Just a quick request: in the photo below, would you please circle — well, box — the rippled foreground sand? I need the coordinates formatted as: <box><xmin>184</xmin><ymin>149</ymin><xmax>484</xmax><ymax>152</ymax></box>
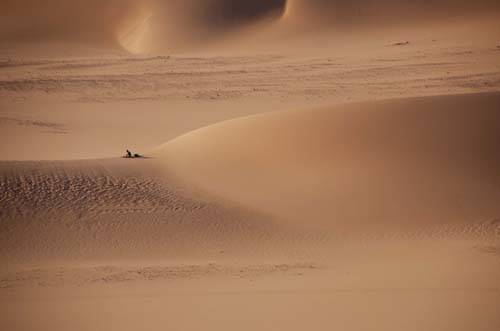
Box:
<box><xmin>1</xmin><ymin>1</ymin><xmax>500</xmax><ymax>330</ymax></box>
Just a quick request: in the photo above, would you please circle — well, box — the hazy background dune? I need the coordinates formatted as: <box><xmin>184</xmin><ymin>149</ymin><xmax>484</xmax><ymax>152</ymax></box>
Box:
<box><xmin>2</xmin><ymin>0</ymin><xmax>499</xmax><ymax>52</ymax></box>
<box><xmin>284</xmin><ymin>0</ymin><xmax>500</xmax><ymax>24</ymax></box>
<box><xmin>0</xmin><ymin>0</ymin><xmax>144</xmax><ymax>45</ymax></box>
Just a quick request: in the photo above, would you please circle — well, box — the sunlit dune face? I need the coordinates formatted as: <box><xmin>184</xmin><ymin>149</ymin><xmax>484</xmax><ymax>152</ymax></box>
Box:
<box><xmin>116</xmin><ymin>4</ymin><xmax>154</xmax><ymax>53</ymax></box>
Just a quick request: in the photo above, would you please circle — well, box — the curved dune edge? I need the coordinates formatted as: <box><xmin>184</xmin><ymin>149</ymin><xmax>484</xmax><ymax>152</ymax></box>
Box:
<box><xmin>3</xmin><ymin>94</ymin><xmax>499</xmax><ymax>265</ymax></box>
<box><xmin>1</xmin><ymin>96</ymin><xmax>500</xmax><ymax>331</ymax></box>
<box><xmin>157</xmin><ymin>92</ymin><xmax>500</xmax><ymax>237</ymax></box>
<box><xmin>2</xmin><ymin>1</ymin><xmax>500</xmax><ymax>53</ymax></box>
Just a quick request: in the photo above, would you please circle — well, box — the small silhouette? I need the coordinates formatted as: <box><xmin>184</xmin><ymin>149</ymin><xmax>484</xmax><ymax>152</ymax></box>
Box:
<box><xmin>124</xmin><ymin>149</ymin><xmax>143</xmax><ymax>159</ymax></box>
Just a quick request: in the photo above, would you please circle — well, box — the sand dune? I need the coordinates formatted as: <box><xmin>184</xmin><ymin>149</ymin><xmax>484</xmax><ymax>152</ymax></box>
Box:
<box><xmin>160</xmin><ymin>92</ymin><xmax>500</xmax><ymax>236</ymax></box>
<box><xmin>0</xmin><ymin>0</ymin><xmax>286</xmax><ymax>52</ymax></box>
<box><xmin>3</xmin><ymin>93</ymin><xmax>499</xmax><ymax>268</ymax></box>
<box><xmin>3</xmin><ymin>0</ymin><xmax>499</xmax><ymax>53</ymax></box>
<box><xmin>1</xmin><ymin>2</ymin><xmax>500</xmax><ymax>330</ymax></box>
<box><xmin>283</xmin><ymin>0</ymin><xmax>500</xmax><ymax>24</ymax></box>
<box><xmin>0</xmin><ymin>159</ymin><xmax>286</xmax><ymax>266</ymax></box>
<box><xmin>0</xmin><ymin>0</ymin><xmax>145</xmax><ymax>45</ymax></box>
<box><xmin>2</xmin><ymin>93</ymin><xmax>500</xmax><ymax>330</ymax></box>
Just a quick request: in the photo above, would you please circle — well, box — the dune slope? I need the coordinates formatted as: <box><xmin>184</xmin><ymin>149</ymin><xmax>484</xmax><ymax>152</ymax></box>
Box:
<box><xmin>0</xmin><ymin>159</ymin><xmax>283</xmax><ymax>265</ymax></box>
<box><xmin>283</xmin><ymin>0</ymin><xmax>500</xmax><ymax>24</ymax></box>
<box><xmin>159</xmin><ymin>92</ymin><xmax>500</xmax><ymax>236</ymax></box>
<box><xmin>3</xmin><ymin>0</ymin><xmax>499</xmax><ymax>52</ymax></box>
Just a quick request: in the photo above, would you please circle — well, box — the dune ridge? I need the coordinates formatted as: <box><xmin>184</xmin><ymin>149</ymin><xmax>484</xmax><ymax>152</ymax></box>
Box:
<box><xmin>3</xmin><ymin>93</ymin><xmax>499</xmax><ymax>267</ymax></box>
<box><xmin>2</xmin><ymin>0</ymin><xmax>499</xmax><ymax>52</ymax></box>
<box><xmin>159</xmin><ymin>92</ymin><xmax>500</xmax><ymax>236</ymax></box>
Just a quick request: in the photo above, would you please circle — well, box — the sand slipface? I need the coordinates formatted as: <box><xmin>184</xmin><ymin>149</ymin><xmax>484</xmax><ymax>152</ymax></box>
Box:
<box><xmin>1</xmin><ymin>1</ymin><xmax>500</xmax><ymax>331</ymax></box>
<box><xmin>3</xmin><ymin>0</ymin><xmax>500</xmax><ymax>52</ymax></box>
<box><xmin>159</xmin><ymin>93</ymin><xmax>500</xmax><ymax>236</ymax></box>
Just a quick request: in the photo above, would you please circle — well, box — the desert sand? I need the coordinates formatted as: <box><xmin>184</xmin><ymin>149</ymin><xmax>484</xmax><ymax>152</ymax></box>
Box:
<box><xmin>1</xmin><ymin>1</ymin><xmax>500</xmax><ymax>331</ymax></box>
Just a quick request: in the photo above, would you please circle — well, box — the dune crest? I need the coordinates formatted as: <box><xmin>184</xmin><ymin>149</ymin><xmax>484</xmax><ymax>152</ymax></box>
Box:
<box><xmin>159</xmin><ymin>93</ymin><xmax>500</xmax><ymax>236</ymax></box>
<box><xmin>3</xmin><ymin>0</ymin><xmax>499</xmax><ymax>52</ymax></box>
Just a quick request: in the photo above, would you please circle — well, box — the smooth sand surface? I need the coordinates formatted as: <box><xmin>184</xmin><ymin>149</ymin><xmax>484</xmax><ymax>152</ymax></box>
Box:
<box><xmin>159</xmin><ymin>93</ymin><xmax>500</xmax><ymax>235</ymax></box>
<box><xmin>1</xmin><ymin>2</ymin><xmax>500</xmax><ymax>331</ymax></box>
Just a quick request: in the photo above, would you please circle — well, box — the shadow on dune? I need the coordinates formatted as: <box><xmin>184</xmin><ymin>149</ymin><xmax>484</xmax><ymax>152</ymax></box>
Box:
<box><xmin>159</xmin><ymin>92</ymin><xmax>500</xmax><ymax>236</ymax></box>
<box><xmin>2</xmin><ymin>0</ymin><xmax>499</xmax><ymax>52</ymax></box>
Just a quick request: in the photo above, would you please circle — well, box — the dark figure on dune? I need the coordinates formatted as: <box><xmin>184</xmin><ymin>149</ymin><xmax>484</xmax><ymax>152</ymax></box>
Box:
<box><xmin>125</xmin><ymin>149</ymin><xmax>143</xmax><ymax>158</ymax></box>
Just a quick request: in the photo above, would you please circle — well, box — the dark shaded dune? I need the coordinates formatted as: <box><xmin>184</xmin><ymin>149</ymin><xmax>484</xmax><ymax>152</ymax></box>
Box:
<box><xmin>166</xmin><ymin>0</ymin><xmax>287</xmax><ymax>26</ymax></box>
<box><xmin>148</xmin><ymin>0</ymin><xmax>286</xmax><ymax>31</ymax></box>
<box><xmin>0</xmin><ymin>0</ymin><xmax>287</xmax><ymax>52</ymax></box>
<box><xmin>144</xmin><ymin>0</ymin><xmax>500</xmax><ymax>51</ymax></box>
<box><xmin>140</xmin><ymin>0</ymin><xmax>287</xmax><ymax>51</ymax></box>
<box><xmin>2</xmin><ymin>0</ymin><xmax>499</xmax><ymax>52</ymax></box>
<box><xmin>213</xmin><ymin>0</ymin><xmax>286</xmax><ymax>23</ymax></box>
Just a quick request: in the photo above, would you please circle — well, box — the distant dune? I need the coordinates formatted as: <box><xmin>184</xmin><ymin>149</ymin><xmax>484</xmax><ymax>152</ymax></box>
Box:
<box><xmin>2</xmin><ymin>0</ymin><xmax>499</xmax><ymax>52</ymax></box>
<box><xmin>0</xmin><ymin>0</ymin><xmax>144</xmax><ymax>45</ymax></box>
<box><xmin>283</xmin><ymin>0</ymin><xmax>500</xmax><ymax>24</ymax></box>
